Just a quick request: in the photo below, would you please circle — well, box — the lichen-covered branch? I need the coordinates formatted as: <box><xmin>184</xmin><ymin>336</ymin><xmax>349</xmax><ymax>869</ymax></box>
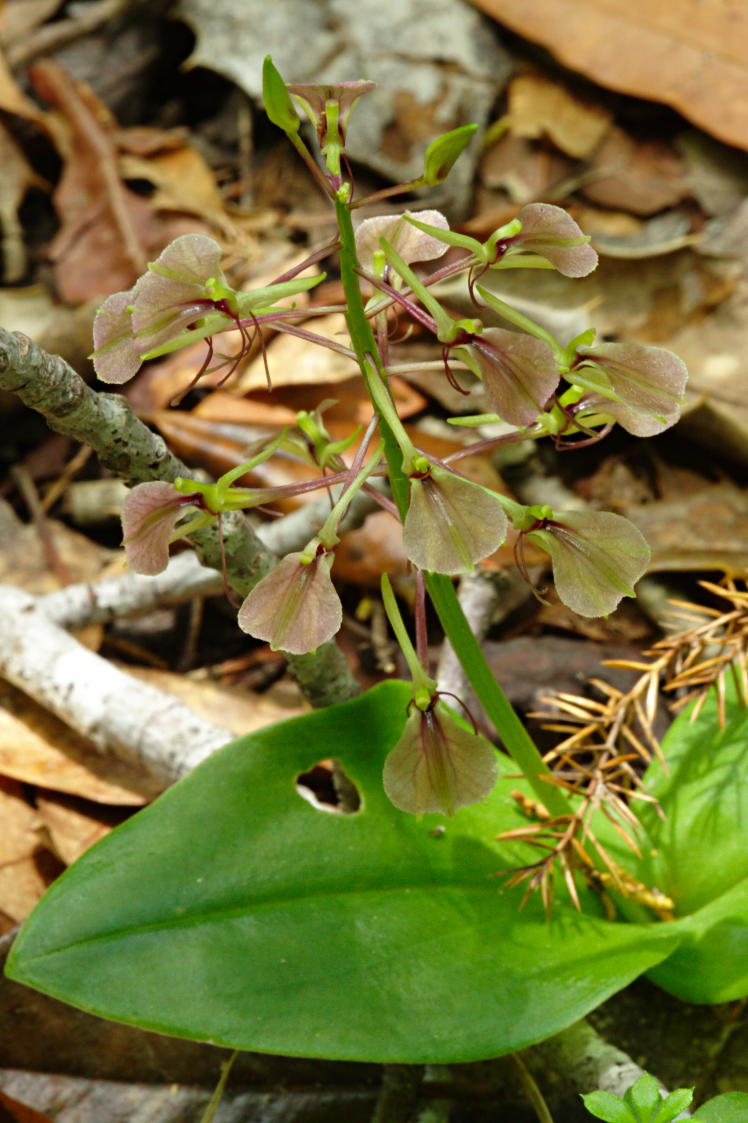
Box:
<box><xmin>0</xmin><ymin>328</ymin><xmax>360</xmax><ymax>705</ymax></box>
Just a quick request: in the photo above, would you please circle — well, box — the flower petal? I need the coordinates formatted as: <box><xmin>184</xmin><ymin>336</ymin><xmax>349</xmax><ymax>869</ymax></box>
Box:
<box><xmin>468</xmin><ymin>328</ymin><xmax>560</xmax><ymax>428</ymax></box>
<box><xmin>91</xmin><ymin>289</ymin><xmax>142</xmax><ymax>384</ymax></box>
<box><xmin>355</xmin><ymin>210</ymin><xmax>450</xmax><ymax>271</ymax></box>
<box><xmin>528</xmin><ymin>510</ymin><xmax>651</xmax><ymax>617</ymax></box>
<box><xmin>237</xmin><ymin>551</ymin><xmax>342</xmax><ymax>654</ymax></box>
<box><xmin>121</xmin><ymin>481</ymin><xmax>187</xmax><ymax>575</ymax></box>
<box><xmin>130</xmin><ymin>234</ymin><xmax>228</xmax><ymax>344</ymax></box>
<box><xmin>403</xmin><ymin>467</ymin><xmax>508</xmax><ymax>575</ymax></box>
<box><xmin>515</xmin><ymin>203</ymin><xmax>598</xmax><ymax>277</ymax></box>
<box><xmin>575</xmin><ymin>341</ymin><xmax>687</xmax><ymax>436</ymax></box>
<box><xmin>383</xmin><ymin>703</ymin><xmax>498</xmax><ymax>816</ymax></box>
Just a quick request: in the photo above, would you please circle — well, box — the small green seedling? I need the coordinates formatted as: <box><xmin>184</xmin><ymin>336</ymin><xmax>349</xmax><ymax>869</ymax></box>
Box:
<box><xmin>583</xmin><ymin>1075</ymin><xmax>748</xmax><ymax>1123</ymax></box>
<box><xmin>582</xmin><ymin>1074</ymin><xmax>693</xmax><ymax>1123</ymax></box>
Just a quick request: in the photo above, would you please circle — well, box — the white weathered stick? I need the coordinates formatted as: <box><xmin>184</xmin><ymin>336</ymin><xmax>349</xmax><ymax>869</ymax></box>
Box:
<box><xmin>0</xmin><ymin>585</ymin><xmax>231</xmax><ymax>791</ymax></box>
<box><xmin>40</xmin><ymin>552</ymin><xmax>223</xmax><ymax>630</ymax></box>
<box><xmin>529</xmin><ymin>1019</ymin><xmax>692</xmax><ymax>1118</ymax></box>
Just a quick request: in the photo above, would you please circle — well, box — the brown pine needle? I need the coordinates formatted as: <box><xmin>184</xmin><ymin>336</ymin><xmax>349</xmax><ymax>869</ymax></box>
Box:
<box><xmin>512</xmin><ymin>574</ymin><xmax>748</xmax><ymax>915</ymax></box>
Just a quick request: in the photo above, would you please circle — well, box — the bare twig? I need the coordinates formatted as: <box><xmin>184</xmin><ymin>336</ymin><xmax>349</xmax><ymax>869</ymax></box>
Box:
<box><xmin>40</xmin><ymin>552</ymin><xmax>222</xmax><ymax>630</ymax></box>
<box><xmin>0</xmin><ymin>585</ymin><xmax>231</xmax><ymax>792</ymax></box>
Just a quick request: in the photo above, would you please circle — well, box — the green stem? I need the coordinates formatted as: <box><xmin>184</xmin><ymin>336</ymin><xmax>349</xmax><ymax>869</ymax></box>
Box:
<box><xmin>475</xmin><ymin>287</ymin><xmax>566</xmax><ymax>365</ymax></box>
<box><xmin>381</xmin><ymin>574</ymin><xmax>435</xmax><ymax>701</ymax></box>
<box><xmin>318</xmin><ymin>446</ymin><xmax>383</xmax><ymax>546</ymax></box>
<box><xmin>335</xmin><ymin>194</ymin><xmax>410</xmax><ymax>509</ymax></box>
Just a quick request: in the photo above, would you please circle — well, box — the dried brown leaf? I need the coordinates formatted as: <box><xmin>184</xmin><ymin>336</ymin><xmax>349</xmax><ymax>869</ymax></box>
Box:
<box><xmin>468</xmin><ymin>0</ymin><xmax>748</xmax><ymax>152</ymax></box>
<box><xmin>506</xmin><ymin>71</ymin><xmax>612</xmax><ymax>158</ymax></box>
<box><xmin>0</xmin><ymin>680</ymin><xmax>148</xmax><ymax>806</ymax></box>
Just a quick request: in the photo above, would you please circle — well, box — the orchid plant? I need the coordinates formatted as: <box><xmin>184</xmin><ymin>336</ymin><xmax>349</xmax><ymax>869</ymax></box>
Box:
<box><xmin>90</xmin><ymin>58</ymin><xmax>687</xmax><ymax>833</ymax></box>
<box><xmin>15</xmin><ymin>61</ymin><xmax>748</xmax><ymax>1087</ymax></box>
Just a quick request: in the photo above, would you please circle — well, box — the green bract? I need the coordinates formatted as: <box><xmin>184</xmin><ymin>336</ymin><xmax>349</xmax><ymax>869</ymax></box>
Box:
<box><xmin>422</xmin><ymin>123</ymin><xmax>478</xmax><ymax>185</ymax></box>
<box><xmin>262</xmin><ymin>55</ymin><xmax>301</xmax><ymax>134</ymax></box>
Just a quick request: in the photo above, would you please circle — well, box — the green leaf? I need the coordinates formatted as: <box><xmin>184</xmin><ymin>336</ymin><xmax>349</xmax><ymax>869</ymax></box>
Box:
<box><xmin>6</xmin><ymin>682</ymin><xmax>679</xmax><ymax>1062</ymax></box>
<box><xmin>653</xmin><ymin>1087</ymin><xmax>694</xmax><ymax>1122</ymax></box>
<box><xmin>636</xmin><ymin>680</ymin><xmax>748</xmax><ymax>914</ymax></box>
<box><xmin>625</xmin><ymin>1074</ymin><xmax>663</xmax><ymax>1118</ymax></box>
<box><xmin>692</xmin><ymin>1092</ymin><xmax>748</xmax><ymax>1121</ymax></box>
<box><xmin>645</xmin><ymin>878</ymin><xmax>748</xmax><ymax>1003</ymax></box>
<box><xmin>638</xmin><ymin>679</ymin><xmax>748</xmax><ymax>1002</ymax></box>
<box><xmin>580</xmin><ymin>1090</ymin><xmax>636</xmax><ymax>1123</ymax></box>
<box><xmin>590</xmin><ymin>673</ymin><xmax>748</xmax><ymax>1004</ymax></box>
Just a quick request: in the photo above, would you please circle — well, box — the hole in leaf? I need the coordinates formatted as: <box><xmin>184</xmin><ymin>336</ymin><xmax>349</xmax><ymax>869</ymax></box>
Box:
<box><xmin>295</xmin><ymin>759</ymin><xmax>361</xmax><ymax>814</ymax></box>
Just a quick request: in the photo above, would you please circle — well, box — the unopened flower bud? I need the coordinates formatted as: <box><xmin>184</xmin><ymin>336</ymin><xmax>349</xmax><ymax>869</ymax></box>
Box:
<box><xmin>422</xmin><ymin>124</ymin><xmax>478</xmax><ymax>186</ymax></box>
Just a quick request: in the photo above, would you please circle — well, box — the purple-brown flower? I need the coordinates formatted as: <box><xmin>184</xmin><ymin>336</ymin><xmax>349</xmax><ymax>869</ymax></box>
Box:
<box><xmin>121</xmin><ymin>481</ymin><xmax>203</xmax><ymax>576</ymax></box>
<box><xmin>523</xmin><ymin>509</ymin><xmax>651</xmax><ymax>617</ymax></box>
<box><xmin>383</xmin><ymin>698</ymin><xmax>498</xmax><ymax>816</ymax></box>
<box><xmin>403</xmin><ymin>465</ymin><xmax>508</xmax><ymax>575</ymax></box>
<box><xmin>458</xmin><ymin>327</ymin><xmax>561</xmax><ymax>428</ymax></box>
<box><xmin>355</xmin><ymin>209</ymin><xmax>450</xmax><ymax>272</ymax></box>
<box><xmin>510</xmin><ymin>203</ymin><xmax>598</xmax><ymax>277</ymax></box>
<box><xmin>286</xmin><ymin>80</ymin><xmax>376</xmax><ymax>140</ymax></box>
<box><xmin>92</xmin><ymin>233</ymin><xmax>323</xmax><ymax>385</ymax></box>
<box><xmin>92</xmin><ymin>234</ymin><xmax>235</xmax><ymax>384</ymax></box>
<box><xmin>572</xmin><ymin>341</ymin><xmax>687</xmax><ymax>437</ymax></box>
<box><xmin>237</xmin><ymin>549</ymin><xmax>342</xmax><ymax>654</ymax></box>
